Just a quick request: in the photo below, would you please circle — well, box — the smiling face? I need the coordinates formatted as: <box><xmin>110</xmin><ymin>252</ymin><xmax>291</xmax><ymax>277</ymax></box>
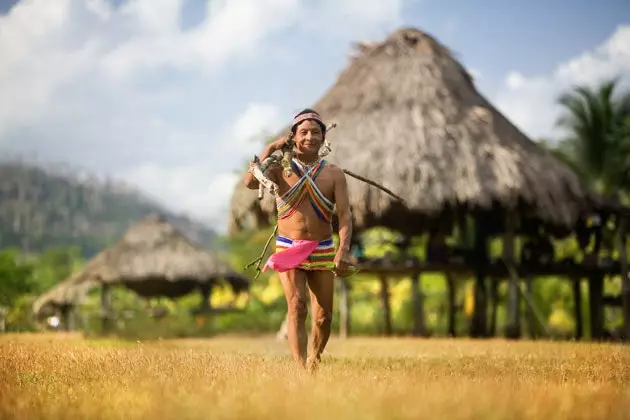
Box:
<box><xmin>294</xmin><ymin>119</ymin><xmax>324</xmax><ymax>156</ymax></box>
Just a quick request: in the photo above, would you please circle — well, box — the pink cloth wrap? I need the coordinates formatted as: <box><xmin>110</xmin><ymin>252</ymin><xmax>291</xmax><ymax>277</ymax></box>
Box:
<box><xmin>262</xmin><ymin>239</ymin><xmax>320</xmax><ymax>273</ymax></box>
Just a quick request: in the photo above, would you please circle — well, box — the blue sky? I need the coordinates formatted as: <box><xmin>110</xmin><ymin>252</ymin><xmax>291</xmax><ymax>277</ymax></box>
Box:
<box><xmin>0</xmin><ymin>0</ymin><xmax>628</xmax><ymax>232</ymax></box>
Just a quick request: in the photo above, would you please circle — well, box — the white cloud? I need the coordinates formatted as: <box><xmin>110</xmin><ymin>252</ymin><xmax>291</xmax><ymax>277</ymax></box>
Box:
<box><xmin>329</xmin><ymin>0</ymin><xmax>404</xmax><ymax>27</ymax></box>
<box><xmin>122</xmin><ymin>102</ymin><xmax>282</xmax><ymax>231</ymax></box>
<box><xmin>0</xmin><ymin>0</ymin><xmax>411</xmax><ymax>233</ymax></box>
<box><xmin>494</xmin><ymin>24</ymin><xmax>630</xmax><ymax>141</ymax></box>
<box><xmin>85</xmin><ymin>0</ymin><xmax>112</xmax><ymax>20</ymax></box>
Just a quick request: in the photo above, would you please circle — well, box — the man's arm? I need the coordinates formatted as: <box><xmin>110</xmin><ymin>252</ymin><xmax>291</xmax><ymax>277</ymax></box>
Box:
<box><xmin>242</xmin><ymin>141</ymin><xmax>283</xmax><ymax>190</ymax></box>
<box><xmin>333</xmin><ymin>166</ymin><xmax>353</xmax><ymax>262</ymax></box>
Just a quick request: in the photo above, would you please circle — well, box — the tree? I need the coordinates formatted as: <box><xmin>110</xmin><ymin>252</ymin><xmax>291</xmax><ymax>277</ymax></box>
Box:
<box><xmin>555</xmin><ymin>78</ymin><xmax>630</xmax><ymax>196</ymax></box>
<box><xmin>0</xmin><ymin>248</ymin><xmax>34</xmax><ymax>308</ymax></box>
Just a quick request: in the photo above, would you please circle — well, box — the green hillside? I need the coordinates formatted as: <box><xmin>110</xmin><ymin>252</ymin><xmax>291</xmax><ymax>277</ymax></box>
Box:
<box><xmin>0</xmin><ymin>160</ymin><xmax>218</xmax><ymax>257</ymax></box>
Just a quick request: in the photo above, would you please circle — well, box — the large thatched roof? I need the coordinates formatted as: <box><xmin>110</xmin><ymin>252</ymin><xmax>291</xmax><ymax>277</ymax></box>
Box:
<box><xmin>229</xmin><ymin>27</ymin><xmax>595</xmax><ymax>236</ymax></box>
<box><xmin>36</xmin><ymin>214</ymin><xmax>250</xmax><ymax>306</ymax></box>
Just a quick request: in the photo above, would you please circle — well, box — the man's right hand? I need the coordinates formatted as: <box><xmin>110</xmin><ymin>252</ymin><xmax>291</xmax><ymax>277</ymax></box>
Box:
<box><xmin>269</xmin><ymin>136</ymin><xmax>289</xmax><ymax>152</ymax></box>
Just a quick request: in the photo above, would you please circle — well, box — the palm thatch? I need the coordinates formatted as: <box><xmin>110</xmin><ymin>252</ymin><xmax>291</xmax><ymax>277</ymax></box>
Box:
<box><xmin>31</xmin><ymin>274</ymin><xmax>98</xmax><ymax>318</ymax></box>
<box><xmin>229</xmin><ymin>27</ymin><xmax>596</xmax><ymax>236</ymax></box>
<box><xmin>36</xmin><ymin>214</ymin><xmax>250</xmax><ymax>306</ymax></box>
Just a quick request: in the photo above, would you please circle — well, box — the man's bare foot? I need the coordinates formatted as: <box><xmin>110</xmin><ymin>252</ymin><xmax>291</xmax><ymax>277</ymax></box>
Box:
<box><xmin>306</xmin><ymin>355</ymin><xmax>320</xmax><ymax>374</ymax></box>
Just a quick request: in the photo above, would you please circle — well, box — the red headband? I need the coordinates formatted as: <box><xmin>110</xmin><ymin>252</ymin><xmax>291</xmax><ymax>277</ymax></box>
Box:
<box><xmin>291</xmin><ymin>112</ymin><xmax>324</xmax><ymax>129</ymax></box>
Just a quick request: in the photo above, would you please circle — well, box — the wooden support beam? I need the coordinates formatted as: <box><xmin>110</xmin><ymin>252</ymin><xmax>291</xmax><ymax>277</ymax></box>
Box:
<box><xmin>504</xmin><ymin>212</ymin><xmax>521</xmax><ymax>339</ymax></box>
<box><xmin>588</xmin><ymin>273</ymin><xmax>605</xmax><ymax>340</ymax></box>
<box><xmin>617</xmin><ymin>216</ymin><xmax>630</xmax><ymax>342</ymax></box>
<box><xmin>489</xmin><ymin>279</ymin><xmax>499</xmax><ymax>337</ymax></box>
<box><xmin>338</xmin><ymin>278</ymin><xmax>351</xmax><ymax>339</ymax></box>
<box><xmin>525</xmin><ymin>276</ymin><xmax>536</xmax><ymax>339</ymax></box>
<box><xmin>572</xmin><ymin>278</ymin><xmax>583</xmax><ymax>340</ymax></box>
<box><xmin>199</xmin><ymin>283</ymin><xmax>213</xmax><ymax>312</ymax></box>
<box><xmin>410</xmin><ymin>273</ymin><xmax>426</xmax><ymax>336</ymax></box>
<box><xmin>0</xmin><ymin>306</ymin><xmax>7</xmax><ymax>333</ymax></box>
<box><xmin>100</xmin><ymin>283</ymin><xmax>113</xmax><ymax>334</ymax></box>
<box><xmin>379</xmin><ymin>275</ymin><xmax>393</xmax><ymax>336</ymax></box>
<box><xmin>470</xmin><ymin>215</ymin><xmax>489</xmax><ymax>338</ymax></box>
<box><xmin>61</xmin><ymin>305</ymin><xmax>76</xmax><ymax>332</ymax></box>
<box><xmin>446</xmin><ymin>274</ymin><xmax>456</xmax><ymax>337</ymax></box>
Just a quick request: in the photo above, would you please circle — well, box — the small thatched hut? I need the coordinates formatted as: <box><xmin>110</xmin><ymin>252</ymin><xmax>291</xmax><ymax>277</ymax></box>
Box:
<box><xmin>32</xmin><ymin>275</ymin><xmax>97</xmax><ymax>317</ymax></box>
<box><xmin>31</xmin><ymin>274</ymin><xmax>98</xmax><ymax>329</ymax></box>
<box><xmin>32</xmin><ymin>214</ymin><xmax>250</xmax><ymax>327</ymax></box>
<box><xmin>68</xmin><ymin>213</ymin><xmax>249</xmax><ymax>297</ymax></box>
<box><xmin>229</xmin><ymin>27</ymin><xmax>595</xmax><ymax>237</ymax></box>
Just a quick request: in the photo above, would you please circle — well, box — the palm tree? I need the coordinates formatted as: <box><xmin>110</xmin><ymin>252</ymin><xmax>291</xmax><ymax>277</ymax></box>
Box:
<box><xmin>555</xmin><ymin>78</ymin><xmax>630</xmax><ymax>196</ymax></box>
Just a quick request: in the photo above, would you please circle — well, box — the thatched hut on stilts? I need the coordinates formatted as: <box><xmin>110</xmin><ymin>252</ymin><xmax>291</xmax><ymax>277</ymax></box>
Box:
<box><xmin>33</xmin><ymin>214</ymin><xmax>250</xmax><ymax>333</ymax></box>
<box><xmin>229</xmin><ymin>27</ymin><xmax>610</xmax><ymax>340</ymax></box>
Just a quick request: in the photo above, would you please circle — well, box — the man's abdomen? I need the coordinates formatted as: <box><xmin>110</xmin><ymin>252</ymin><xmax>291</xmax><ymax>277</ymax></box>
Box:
<box><xmin>277</xmin><ymin>200</ymin><xmax>333</xmax><ymax>241</ymax></box>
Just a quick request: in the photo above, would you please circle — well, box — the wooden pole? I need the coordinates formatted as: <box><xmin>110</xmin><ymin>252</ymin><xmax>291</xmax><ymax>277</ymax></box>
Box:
<box><xmin>62</xmin><ymin>305</ymin><xmax>76</xmax><ymax>332</ymax></box>
<box><xmin>617</xmin><ymin>215</ymin><xmax>630</xmax><ymax>342</ymax></box>
<box><xmin>525</xmin><ymin>276</ymin><xmax>536</xmax><ymax>339</ymax></box>
<box><xmin>446</xmin><ymin>273</ymin><xmax>456</xmax><ymax>337</ymax></box>
<box><xmin>199</xmin><ymin>283</ymin><xmax>213</xmax><ymax>312</ymax></box>
<box><xmin>379</xmin><ymin>275</ymin><xmax>393</xmax><ymax>336</ymax></box>
<box><xmin>504</xmin><ymin>212</ymin><xmax>521</xmax><ymax>339</ymax></box>
<box><xmin>338</xmin><ymin>278</ymin><xmax>351</xmax><ymax>339</ymax></box>
<box><xmin>0</xmin><ymin>306</ymin><xmax>7</xmax><ymax>333</ymax></box>
<box><xmin>470</xmin><ymin>215</ymin><xmax>489</xmax><ymax>337</ymax></box>
<box><xmin>410</xmin><ymin>272</ymin><xmax>426</xmax><ymax>336</ymax></box>
<box><xmin>489</xmin><ymin>279</ymin><xmax>499</xmax><ymax>336</ymax></box>
<box><xmin>572</xmin><ymin>277</ymin><xmax>583</xmax><ymax>340</ymax></box>
<box><xmin>100</xmin><ymin>284</ymin><xmax>113</xmax><ymax>334</ymax></box>
<box><xmin>588</xmin><ymin>273</ymin><xmax>605</xmax><ymax>340</ymax></box>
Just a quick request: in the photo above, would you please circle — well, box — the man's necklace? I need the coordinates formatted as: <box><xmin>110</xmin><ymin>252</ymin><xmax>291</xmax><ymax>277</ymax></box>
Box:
<box><xmin>295</xmin><ymin>157</ymin><xmax>321</xmax><ymax>170</ymax></box>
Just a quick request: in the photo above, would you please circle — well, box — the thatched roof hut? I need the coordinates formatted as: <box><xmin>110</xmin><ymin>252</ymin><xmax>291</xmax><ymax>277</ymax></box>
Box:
<box><xmin>229</xmin><ymin>27</ymin><xmax>596</xmax><ymax>237</ymax></box>
<box><xmin>35</xmin><ymin>214</ymin><xmax>249</xmax><ymax>310</ymax></box>
<box><xmin>31</xmin><ymin>274</ymin><xmax>98</xmax><ymax>318</ymax></box>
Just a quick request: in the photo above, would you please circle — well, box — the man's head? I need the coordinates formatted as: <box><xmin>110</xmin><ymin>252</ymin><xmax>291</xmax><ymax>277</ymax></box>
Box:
<box><xmin>291</xmin><ymin>109</ymin><xmax>326</xmax><ymax>156</ymax></box>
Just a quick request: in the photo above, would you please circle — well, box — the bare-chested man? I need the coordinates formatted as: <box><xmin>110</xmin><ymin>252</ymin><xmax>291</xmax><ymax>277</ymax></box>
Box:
<box><xmin>243</xmin><ymin>108</ymin><xmax>353</xmax><ymax>372</ymax></box>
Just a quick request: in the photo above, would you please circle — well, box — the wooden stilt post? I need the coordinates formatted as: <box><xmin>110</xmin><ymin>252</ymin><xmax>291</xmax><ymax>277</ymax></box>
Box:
<box><xmin>446</xmin><ymin>274</ymin><xmax>456</xmax><ymax>337</ymax></box>
<box><xmin>489</xmin><ymin>279</ymin><xmax>499</xmax><ymax>337</ymax></box>
<box><xmin>339</xmin><ymin>278</ymin><xmax>351</xmax><ymax>339</ymax></box>
<box><xmin>379</xmin><ymin>275</ymin><xmax>393</xmax><ymax>336</ymax></box>
<box><xmin>470</xmin><ymin>214</ymin><xmax>489</xmax><ymax>338</ymax></box>
<box><xmin>0</xmin><ymin>306</ymin><xmax>7</xmax><ymax>333</ymax></box>
<box><xmin>199</xmin><ymin>283</ymin><xmax>213</xmax><ymax>312</ymax></box>
<box><xmin>410</xmin><ymin>272</ymin><xmax>426</xmax><ymax>336</ymax></box>
<box><xmin>62</xmin><ymin>305</ymin><xmax>76</xmax><ymax>332</ymax></box>
<box><xmin>588</xmin><ymin>273</ymin><xmax>605</xmax><ymax>340</ymax></box>
<box><xmin>100</xmin><ymin>284</ymin><xmax>113</xmax><ymax>334</ymax></box>
<box><xmin>504</xmin><ymin>212</ymin><xmax>521</xmax><ymax>339</ymax></box>
<box><xmin>617</xmin><ymin>215</ymin><xmax>629</xmax><ymax>342</ymax></box>
<box><xmin>572</xmin><ymin>277</ymin><xmax>583</xmax><ymax>340</ymax></box>
<box><xmin>525</xmin><ymin>276</ymin><xmax>536</xmax><ymax>339</ymax></box>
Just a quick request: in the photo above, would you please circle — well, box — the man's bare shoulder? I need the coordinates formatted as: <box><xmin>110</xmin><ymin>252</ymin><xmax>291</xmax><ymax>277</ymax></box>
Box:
<box><xmin>324</xmin><ymin>162</ymin><xmax>345</xmax><ymax>178</ymax></box>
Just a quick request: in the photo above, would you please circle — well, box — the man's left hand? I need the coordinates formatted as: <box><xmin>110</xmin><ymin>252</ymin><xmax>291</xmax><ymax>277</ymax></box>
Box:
<box><xmin>333</xmin><ymin>250</ymin><xmax>353</xmax><ymax>277</ymax></box>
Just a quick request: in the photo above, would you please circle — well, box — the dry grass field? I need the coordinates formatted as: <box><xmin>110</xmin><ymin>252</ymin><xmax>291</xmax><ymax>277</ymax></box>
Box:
<box><xmin>1</xmin><ymin>333</ymin><xmax>629</xmax><ymax>420</ymax></box>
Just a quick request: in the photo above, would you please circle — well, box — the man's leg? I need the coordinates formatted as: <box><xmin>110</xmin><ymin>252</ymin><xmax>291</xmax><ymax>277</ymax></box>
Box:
<box><xmin>306</xmin><ymin>270</ymin><xmax>335</xmax><ymax>368</ymax></box>
<box><xmin>279</xmin><ymin>268</ymin><xmax>309</xmax><ymax>366</ymax></box>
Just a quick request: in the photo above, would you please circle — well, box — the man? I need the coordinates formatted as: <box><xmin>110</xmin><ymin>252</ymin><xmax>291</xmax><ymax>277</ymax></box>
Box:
<box><xmin>243</xmin><ymin>108</ymin><xmax>353</xmax><ymax>372</ymax></box>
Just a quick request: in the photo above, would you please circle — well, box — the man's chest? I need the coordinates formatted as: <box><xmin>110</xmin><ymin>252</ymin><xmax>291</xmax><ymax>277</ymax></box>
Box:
<box><xmin>278</xmin><ymin>168</ymin><xmax>335</xmax><ymax>200</ymax></box>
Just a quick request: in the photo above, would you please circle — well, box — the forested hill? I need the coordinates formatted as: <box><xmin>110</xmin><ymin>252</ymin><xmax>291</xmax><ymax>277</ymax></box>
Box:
<box><xmin>0</xmin><ymin>160</ymin><xmax>218</xmax><ymax>257</ymax></box>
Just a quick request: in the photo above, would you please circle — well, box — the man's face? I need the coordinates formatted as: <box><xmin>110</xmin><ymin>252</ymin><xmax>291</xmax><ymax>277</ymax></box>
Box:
<box><xmin>294</xmin><ymin>119</ymin><xmax>324</xmax><ymax>154</ymax></box>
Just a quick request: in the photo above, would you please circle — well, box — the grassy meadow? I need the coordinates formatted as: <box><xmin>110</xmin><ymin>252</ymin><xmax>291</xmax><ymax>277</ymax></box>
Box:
<box><xmin>1</xmin><ymin>333</ymin><xmax>629</xmax><ymax>420</ymax></box>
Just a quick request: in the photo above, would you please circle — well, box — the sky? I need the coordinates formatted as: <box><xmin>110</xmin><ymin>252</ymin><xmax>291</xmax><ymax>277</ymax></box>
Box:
<box><xmin>0</xmin><ymin>0</ymin><xmax>629</xmax><ymax>233</ymax></box>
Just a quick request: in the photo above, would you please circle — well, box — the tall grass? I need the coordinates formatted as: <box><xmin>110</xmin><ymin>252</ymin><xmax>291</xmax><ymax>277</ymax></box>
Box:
<box><xmin>1</xmin><ymin>333</ymin><xmax>628</xmax><ymax>419</ymax></box>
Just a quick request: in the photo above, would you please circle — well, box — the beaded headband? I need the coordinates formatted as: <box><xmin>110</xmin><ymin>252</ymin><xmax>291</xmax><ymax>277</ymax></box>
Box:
<box><xmin>291</xmin><ymin>112</ymin><xmax>326</xmax><ymax>135</ymax></box>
